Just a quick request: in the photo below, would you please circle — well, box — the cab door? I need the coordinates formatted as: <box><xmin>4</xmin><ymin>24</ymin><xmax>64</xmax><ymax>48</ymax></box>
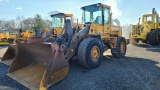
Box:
<box><xmin>103</xmin><ymin>7</ymin><xmax>110</xmax><ymax>34</ymax></box>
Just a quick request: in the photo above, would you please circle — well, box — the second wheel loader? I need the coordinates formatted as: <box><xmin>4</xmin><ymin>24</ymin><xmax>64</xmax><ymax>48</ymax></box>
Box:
<box><xmin>6</xmin><ymin>3</ymin><xmax>127</xmax><ymax>90</ymax></box>
<box><xmin>43</xmin><ymin>13</ymin><xmax>74</xmax><ymax>42</ymax></box>
<box><xmin>130</xmin><ymin>8</ymin><xmax>160</xmax><ymax>46</ymax></box>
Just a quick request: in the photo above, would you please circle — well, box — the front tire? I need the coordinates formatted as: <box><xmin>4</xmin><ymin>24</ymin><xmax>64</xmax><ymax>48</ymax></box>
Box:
<box><xmin>111</xmin><ymin>36</ymin><xmax>127</xmax><ymax>58</ymax></box>
<box><xmin>78</xmin><ymin>38</ymin><xmax>103</xmax><ymax>68</ymax></box>
<box><xmin>148</xmin><ymin>30</ymin><xmax>160</xmax><ymax>46</ymax></box>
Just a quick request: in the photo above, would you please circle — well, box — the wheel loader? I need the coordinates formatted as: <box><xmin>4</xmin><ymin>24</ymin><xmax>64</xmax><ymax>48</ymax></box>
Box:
<box><xmin>0</xmin><ymin>31</ymin><xmax>17</xmax><ymax>45</ymax></box>
<box><xmin>4</xmin><ymin>3</ymin><xmax>127</xmax><ymax>90</ymax></box>
<box><xmin>43</xmin><ymin>12</ymin><xmax>81</xmax><ymax>42</ymax></box>
<box><xmin>42</xmin><ymin>13</ymin><xmax>73</xmax><ymax>42</ymax></box>
<box><xmin>130</xmin><ymin>8</ymin><xmax>160</xmax><ymax>45</ymax></box>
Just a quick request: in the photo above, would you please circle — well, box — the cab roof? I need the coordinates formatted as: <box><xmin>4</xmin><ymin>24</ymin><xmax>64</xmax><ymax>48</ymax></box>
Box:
<box><xmin>81</xmin><ymin>3</ymin><xmax>111</xmax><ymax>10</ymax></box>
<box><xmin>50</xmin><ymin>13</ymin><xmax>73</xmax><ymax>17</ymax></box>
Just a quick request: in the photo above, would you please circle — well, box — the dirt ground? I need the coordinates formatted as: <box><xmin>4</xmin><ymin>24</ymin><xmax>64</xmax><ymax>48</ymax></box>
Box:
<box><xmin>0</xmin><ymin>44</ymin><xmax>160</xmax><ymax>90</ymax></box>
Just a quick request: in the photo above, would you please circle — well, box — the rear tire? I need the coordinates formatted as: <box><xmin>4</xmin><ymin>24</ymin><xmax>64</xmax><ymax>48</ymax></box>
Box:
<box><xmin>148</xmin><ymin>30</ymin><xmax>160</xmax><ymax>46</ymax></box>
<box><xmin>78</xmin><ymin>38</ymin><xmax>103</xmax><ymax>68</ymax></box>
<box><xmin>158</xmin><ymin>30</ymin><xmax>160</xmax><ymax>44</ymax></box>
<box><xmin>111</xmin><ymin>36</ymin><xmax>127</xmax><ymax>58</ymax></box>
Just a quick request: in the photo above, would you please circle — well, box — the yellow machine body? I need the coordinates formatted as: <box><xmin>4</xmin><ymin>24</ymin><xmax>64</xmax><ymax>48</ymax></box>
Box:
<box><xmin>0</xmin><ymin>32</ymin><xmax>16</xmax><ymax>44</ymax></box>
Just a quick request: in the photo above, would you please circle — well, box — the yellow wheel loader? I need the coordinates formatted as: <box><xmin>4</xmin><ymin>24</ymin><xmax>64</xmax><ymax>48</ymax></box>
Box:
<box><xmin>43</xmin><ymin>12</ymin><xmax>80</xmax><ymax>42</ymax></box>
<box><xmin>4</xmin><ymin>3</ymin><xmax>126</xmax><ymax>90</ymax></box>
<box><xmin>130</xmin><ymin>8</ymin><xmax>160</xmax><ymax>45</ymax></box>
<box><xmin>0</xmin><ymin>31</ymin><xmax>16</xmax><ymax>45</ymax></box>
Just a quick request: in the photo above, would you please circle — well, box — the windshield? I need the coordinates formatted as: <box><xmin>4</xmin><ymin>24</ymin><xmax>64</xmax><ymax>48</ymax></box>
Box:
<box><xmin>142</xmin><ymin>15</ymin><xmax>160</xmax><ymax>23</ymax></box>
<box><xmin>9</xmin><ymin>32</ymin><xmax>15</xmax><ymax>35</ymax></box>
<box><xmin>5</xmin><ymin>32</ymin><xmax>15</xmax><ymax>35</ymax></box>
<box><xmin>52</xmin><ymin>15</ymin><xmax>64</xmax><ymax>28</ymax></box>
<box><xmin>143</xmin><ymin>15</ymin><xmax>157</xmax><ymax>22</ymax></box>
<box><xmin>144</xmin><ymin>16</ymin><xmax>152</xmax><ymax>22</ymax></box>
<box><xmin>82</xmin><ymin>5</ymin><xmax>102</xmax><ymax>24</ymax></box>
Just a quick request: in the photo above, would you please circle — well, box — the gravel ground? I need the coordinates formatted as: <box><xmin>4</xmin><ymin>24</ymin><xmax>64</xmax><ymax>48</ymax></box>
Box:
<box><xmin>0</xmin><ymin>46</ymin><xmax>7</xmax><ymax>60</ymax></box>
<box><xmin>0</xmin><ymin>44</ymin><xmax>160</xmax><ymax>90</ymax></box>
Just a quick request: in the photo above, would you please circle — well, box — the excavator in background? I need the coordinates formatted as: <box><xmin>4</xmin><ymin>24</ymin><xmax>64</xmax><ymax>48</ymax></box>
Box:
<box><xmin>130</xmin><ymin>8</ymin><xmax>160</xmax><ymax>45</ymax></box>
<box><xmin>5</xmin><ymin>3</ymin><xmax>127</xmax><ymax>90</ymax></box>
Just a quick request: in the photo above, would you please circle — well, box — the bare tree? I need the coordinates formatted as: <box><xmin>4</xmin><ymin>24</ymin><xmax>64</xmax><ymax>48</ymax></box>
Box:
<box><xmin>0</xmin><ymin>19</ymin><xmax>5</xmax><ymax>29</ymax></box>
<box><xmin>44</xmin><ymin>19</ymin><xmax>52</xmax><ymax>29</ymax></box>
<box><xmin>22</xmin><ymin>18</ymin><xmax>34</xmax><ymax>30</ymax></box>
<box><xmin>33</xmin><ymin>14</ymin><xmax>45</xmax><ymax>31</ymax></box>
<box><xmin>16</xmin><ymin>16</ymin><xmax>25</xmax><ymax>29</ymax></box>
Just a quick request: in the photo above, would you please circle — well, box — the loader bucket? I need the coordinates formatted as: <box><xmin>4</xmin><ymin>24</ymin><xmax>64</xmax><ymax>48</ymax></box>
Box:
<box><xmin>27</xmin><ymin>37</ymin><xmax>44</xmax><ymax>43</ymax></box>
<box><xmin>1</xmin><ymin>44</ymin><xmax>17</xmax><ymax>66</ymax></box>
<box><xmin>8</xmin><ymin>43</ymin><xmax>69</xmax><ymax>90</ymax></box>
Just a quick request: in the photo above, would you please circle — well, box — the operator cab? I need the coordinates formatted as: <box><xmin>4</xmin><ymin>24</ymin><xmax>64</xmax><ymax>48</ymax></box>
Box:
<box><xmin>81</xmin><ymin>3</ymin><xmax>111</xmax><ymax>25</ymax></box>
<box><xmin>80</xmin><ymin>3</ymin><xmax>122</xmax><ymax>36</ymax></box>
<box><xmin>50</xmin><ymin>13</ymin><xmax>73</xmax><ymax>35</ymax></box>
<box><xmin>141</xmin><ymin>13</ymin><xmax>160</xmax><ymax>29</ymax></box>
<box><xmin>51</xmin><ymin>13</ymin><xmax>73</xmax><ymax>28</ymax></box>
<box><xmin>142</xmin><ymin>14</ymin><xmax>159</xmax><ymax>24</ymax></box>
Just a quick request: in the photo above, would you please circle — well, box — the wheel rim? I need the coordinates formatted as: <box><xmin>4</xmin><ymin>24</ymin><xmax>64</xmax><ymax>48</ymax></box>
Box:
<box><xmin>120</xmin><ymin>42</ymin><xmax>125</xmax><ymax>53</ymax></box>
<box><xmin>91</xmin><ymin>46</ymin><xmax>100</xmax><ymax>62</ymax></box>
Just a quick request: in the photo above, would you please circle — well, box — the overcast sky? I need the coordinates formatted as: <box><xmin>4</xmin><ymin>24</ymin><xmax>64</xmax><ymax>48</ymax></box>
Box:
<box><xmin>0</xmin><ymin>0</ymin><xmax>160</xmax><ymax>25</ymax></box>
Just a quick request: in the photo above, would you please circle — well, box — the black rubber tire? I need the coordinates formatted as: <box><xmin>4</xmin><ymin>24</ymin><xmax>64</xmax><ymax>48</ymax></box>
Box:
<box><xmin>130</xmin><ymin>38</ymin><xmax>139</xmax><ymax>45</ymax></box>
<box><xmin>7</xmin><ymin>39</ymin><xmax>14</xmax><ymax>44</ymax></box>
<box><xmin>158</xmin><ymin>30</ymin><xmax>160</xmax><ymax>44</ymax></box>
<box><xmin>141</xmin><ymin>40</ymin><xmax>147</xmax><ymax>43</ymax></box>
<box><xmin>148</xmin><ymin>30</ymin><xmax>160</xmax><ymax>46</ymax></box>
<box><xmin>78</xmin><ymin>38</ymin><xmax>103</xmax><ymax>68</ymax></box>
<box><xmin>156</xmin><ymin>30</ymin><xmax>160</xmax><ymax>45</ymax></box>
<box><xmin>111</xmin><ymin>36</ymin><xmax>127</xmax><ymax>58</ymax></box>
